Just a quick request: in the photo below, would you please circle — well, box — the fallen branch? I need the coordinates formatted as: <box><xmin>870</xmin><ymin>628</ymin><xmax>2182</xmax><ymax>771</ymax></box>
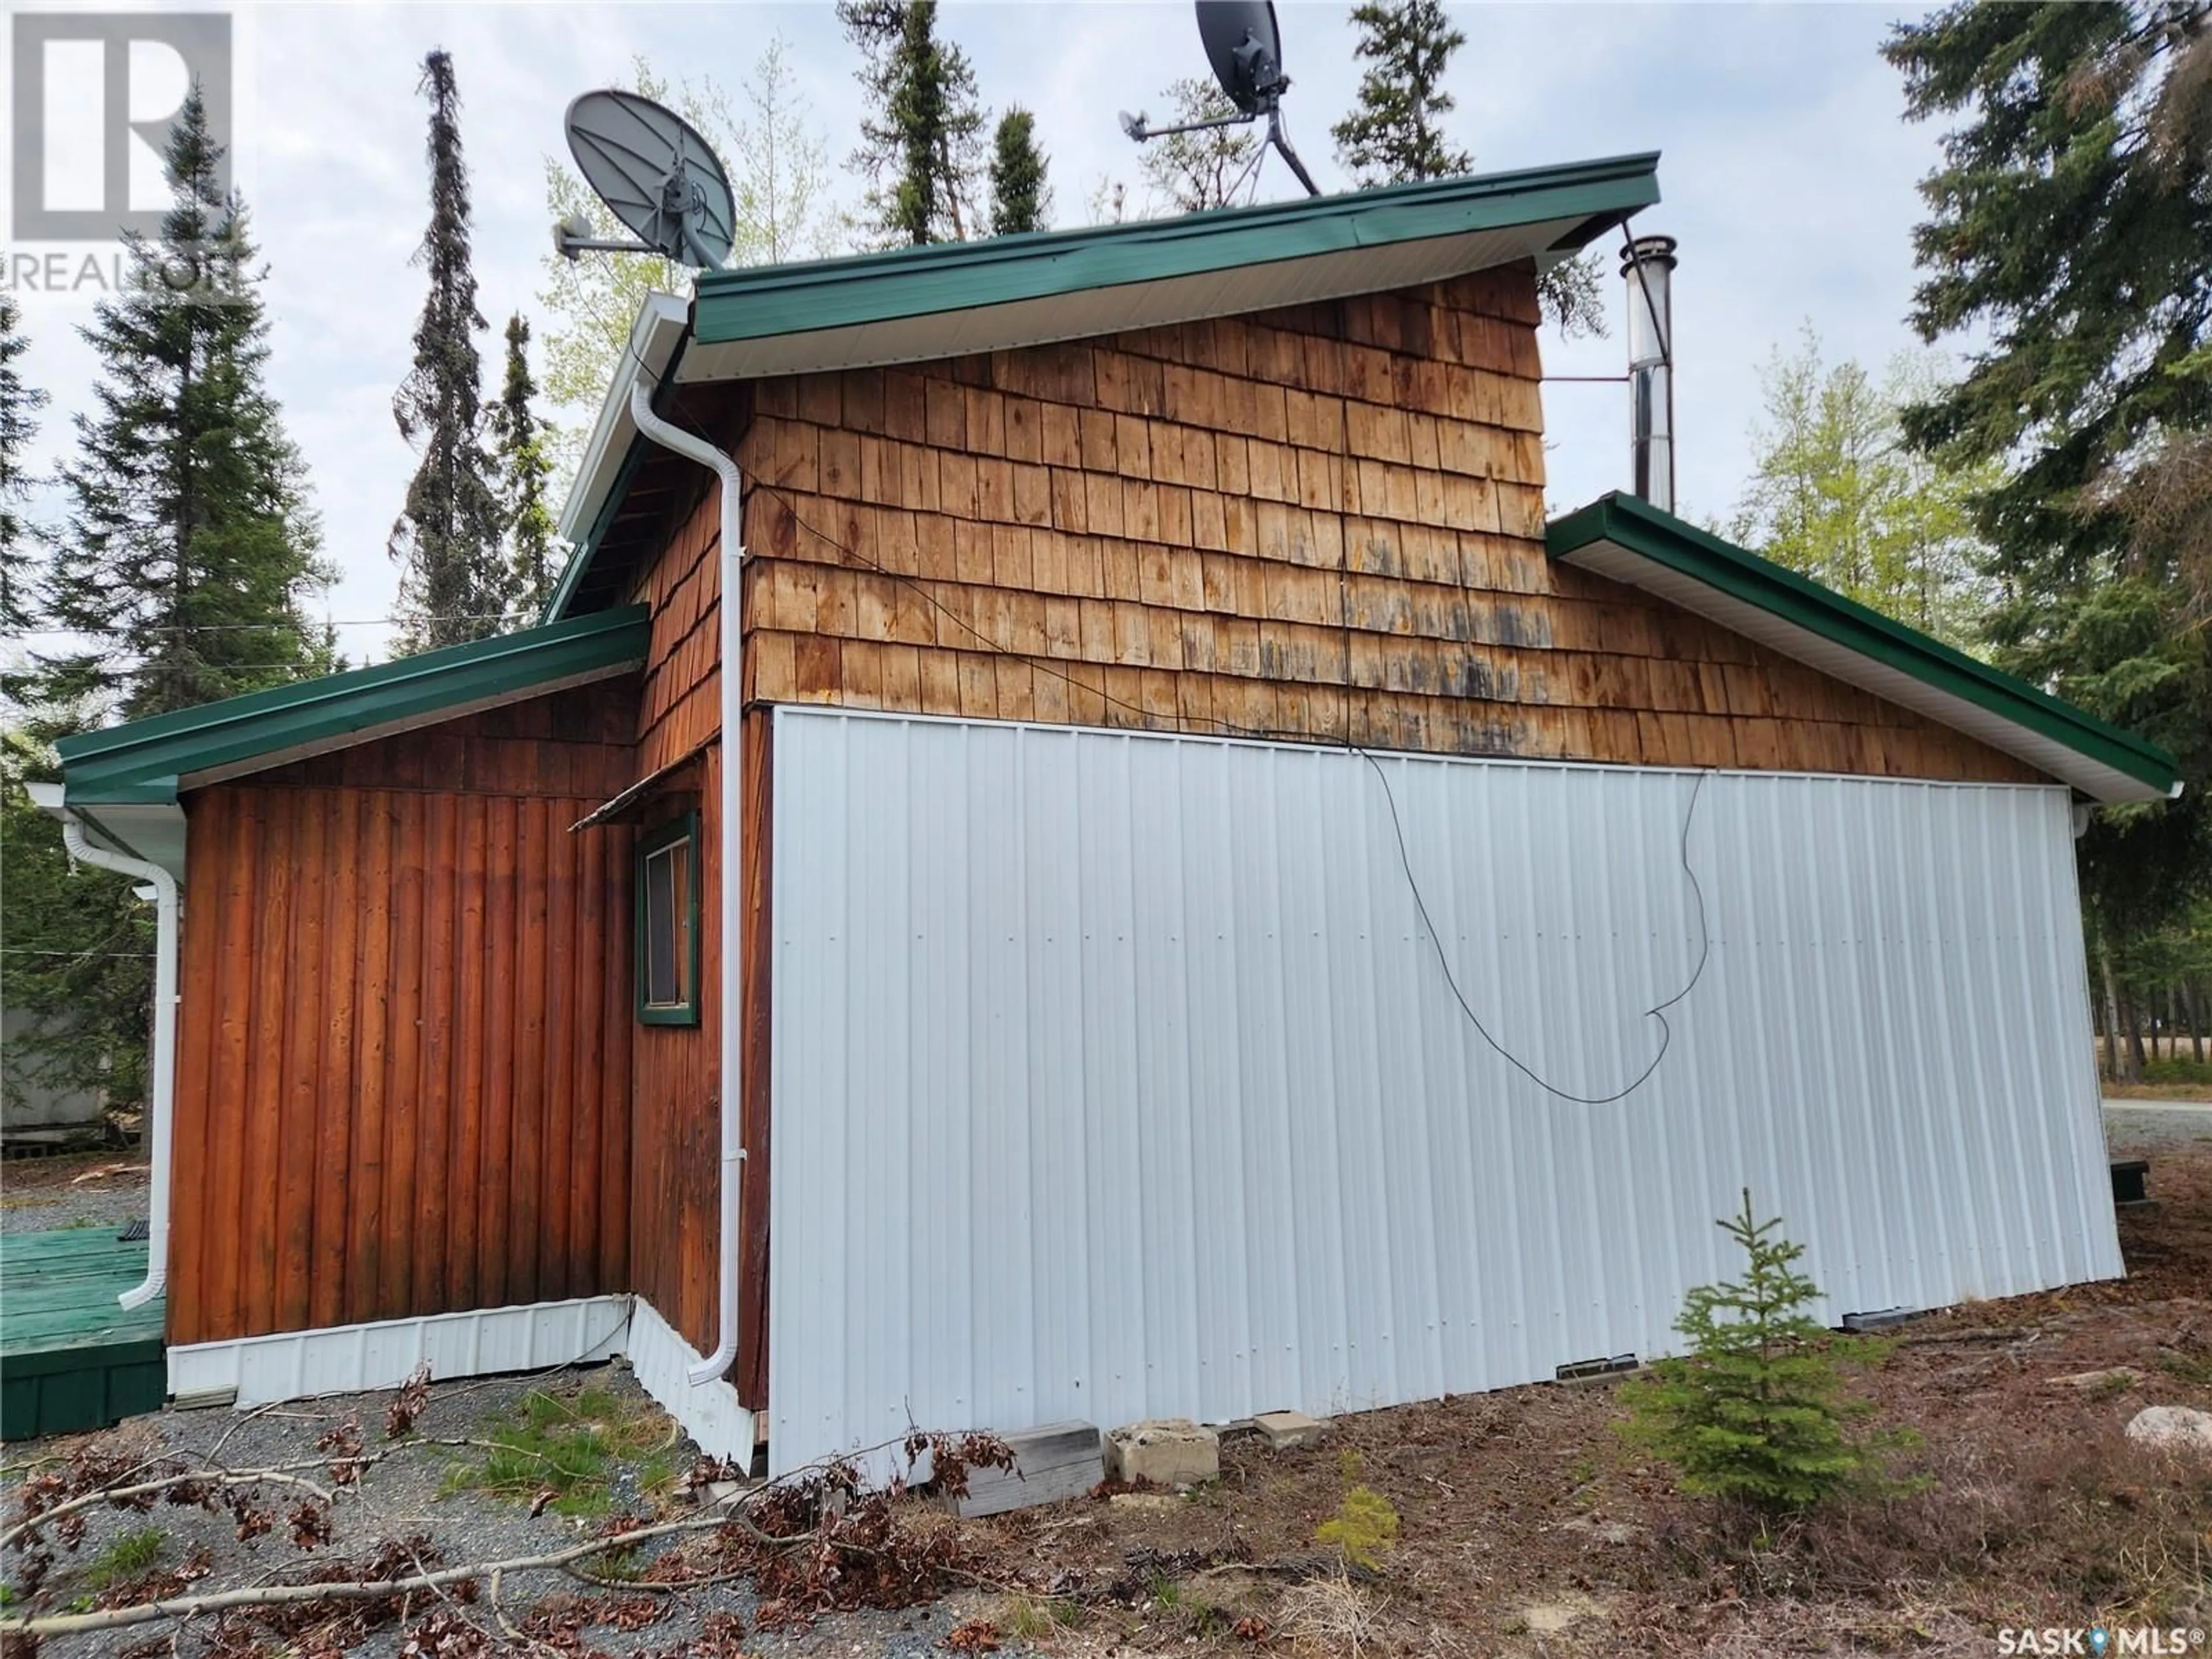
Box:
<box><xmin>3</xmin><ymin>1467</ymin><xmax>335</xmax><ymax>1551</ymax></box>
<box><xmin>0</xmin><ymin>1512</ymin><xmax>724</xmax><ymax>1638</ymax></box>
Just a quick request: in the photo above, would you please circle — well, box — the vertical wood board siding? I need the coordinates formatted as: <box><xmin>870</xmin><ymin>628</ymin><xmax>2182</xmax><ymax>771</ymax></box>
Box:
<box><xmin>169</xmin><ymin>694</ymin><xmax>638</xmax><ymax>1347</ymax></box>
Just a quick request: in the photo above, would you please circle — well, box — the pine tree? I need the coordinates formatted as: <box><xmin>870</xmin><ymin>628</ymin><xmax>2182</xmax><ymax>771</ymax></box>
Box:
<box><xmin>840</xmin><ymin>0</ymin><xmax>987</xmax><ymax>245</ymax></box>
<box><xmin>1884</xmin><ymin>3</ymin><xmax>2211</xmax><ymax>943</ymax></box>
<box><xmin>1328</xmin><ymin>2</ymin><xmax>1603</xmax><ymax>335</ymax></box>
<box><xmin>391</xmin><ymin>48</ymin><xmax>510</xmax><ymax>653</ymax></box>
<box><xmin>1619</xmin><ymin>1191</ymin><xmax>1874</xmax><ymax>1513</ymax></box>
<box><xmin>1332</xmin><ymin>0</ymin><xmax>1472</xmax><ymax>187</ymax></box>
<box><xmin>988</xmin><ymin>108</ymin><xmax>1052</xmax><ymax>235</ymax></box>
<box><xmin>40</xmin><ymin>87</ymin><xmax>329</xmax><ymax>722</ymax></box>
<box><xmin>1</xmin><ymin>731</ymin><xmax>155</xmax><ymax>1120</ymax></box>
<box><xmin>493</xmin><ymin>314</ymin><xmax>558</xmax><ymax>622</ymax></box>
<box><xmin>1139</xmin><ymin>79</ymin><xmax>1259</xmax><ymax>213</ymax></box>
<box><xmin>0</xmin><ymin>295</ymin><xmax>46</xmax><ymax>639</ymax></box>
<box><xmin>9</xmin><ymin>90</ymin><xmax>327</xmax><ymax>1118</ymax></box>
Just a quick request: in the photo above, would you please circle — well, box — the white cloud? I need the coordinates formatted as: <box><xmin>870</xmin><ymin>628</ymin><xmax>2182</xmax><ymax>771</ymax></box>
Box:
<box><xmin>10</xmin><ymin>1</ymin><xmax>1952</xmax><ymax>670</ymax></box>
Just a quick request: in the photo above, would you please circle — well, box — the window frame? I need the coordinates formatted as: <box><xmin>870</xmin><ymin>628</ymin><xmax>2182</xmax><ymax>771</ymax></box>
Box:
<box><xmin>634</xmin><ymin>810</ymin><xmax>702</xmax><ymax>1027</ymax></box>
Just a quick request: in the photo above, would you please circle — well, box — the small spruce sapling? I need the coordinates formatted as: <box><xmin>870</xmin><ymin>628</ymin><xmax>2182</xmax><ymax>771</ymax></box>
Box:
<box><xmin>1314</xmin><ymin>1449</ymin><xmax>1399</xmax><ymax>1570</ymax></box>
<box><xmin>1619</xmin><ymin>1189</ymin><xmax>1874</xmax><ymax>1513</ymax></box>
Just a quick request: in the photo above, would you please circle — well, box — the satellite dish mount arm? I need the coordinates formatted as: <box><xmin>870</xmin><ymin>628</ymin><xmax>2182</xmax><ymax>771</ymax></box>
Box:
<box><xmin>1125</xmin><ymin>108</ymin><xmax>1258</xmax><ymax>142</ymax></box>
<box><xmin>1266</xmin><ymin>107</ymin><xmax>1319</xmax><ymax>197</ymax></box>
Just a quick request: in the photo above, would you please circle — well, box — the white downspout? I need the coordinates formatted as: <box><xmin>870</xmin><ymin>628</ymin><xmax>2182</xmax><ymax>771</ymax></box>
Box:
<box><xmin>626</xmin><ymin>381</ymin><xmax>748</xmax><ymax>1389</ymax></box>
<box><xmin>55</xmin><ymin>813</ymin><xmax>179</xmax><ymax>1311</ymax></box>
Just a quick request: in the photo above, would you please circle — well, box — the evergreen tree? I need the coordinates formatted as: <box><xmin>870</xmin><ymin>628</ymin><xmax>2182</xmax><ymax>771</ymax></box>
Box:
<box><xmin>9</xmin><ymin>90</ymin><xmax>327</xmax><ymax>1117</ymax></box>
<box><xmin>840</xmin><ymin>0</ymin><xmax>987</xmax><ymax>245</ymax></box>
<box><xmin>988</xmin><ymin>108</ymin><xmax>1052</xmax><ymax>235</ymax></box>
<box><xmin>1619</xmin><ymin>1191</ymin><xmax>1877</xmax><ymax>1513</ymax></box>
<box><xmin>1328</xmin><ymin>2</ymin><xmax>1603</xmax><ymax>335</ymax></box>
<box><xmin>40</xmin><ymin>88</ymin><xmax>329</xmax><ymax>722</ymax></box>
<box><xmin>0</xmin><ymin>296</ymin><xmax>46</xmax><ymax>639</ymax></box>
<box><xmin>493</xmin><ymin>314</ymin><xmax>559</xmax><ymax>622</ymax></box>
<box><xmin>1332</xmin><ymin>0</ymin><xmax>1472</xmax><ymax>186</ymax></box>
<box><xmin>1884</xmin><ymin>3</ymin><xmax>2211</xmax><ymax>944</ymax></box>
<box><xmin>1</xmin><ymin>731</ymin><xmax>154</xmax><ymax>1120</ymax></box>
<box><xmin>391</xmin><ymin>48</ymin><xmax>510</xmax><ymax>653</ymax></box>
<box><xmin>1139</xmin><ymin>79</ymin><xmax>1260</xmax><ymax>213</ymax></box>
<box><xmin>1728</xmin><ymin>325</ymin><xmax>1997</xmax><ymax>645</ymax></box>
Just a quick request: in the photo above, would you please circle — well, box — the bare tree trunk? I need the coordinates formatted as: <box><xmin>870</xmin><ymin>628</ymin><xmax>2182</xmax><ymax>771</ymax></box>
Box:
<box><xmin>2191</xmin><ymin>982</ymin><xmax>2205</xmax><ymax>1067</ymax></box>
<box><xmin>2125</xmin><ymin>983</ymin><xmax>2149</xmax><ymax>1080</ymax></box>
<box><xmin>2100</xmin><ymin>948</ymin><xmax>2127</xmax><ymax>1084</ymax></box>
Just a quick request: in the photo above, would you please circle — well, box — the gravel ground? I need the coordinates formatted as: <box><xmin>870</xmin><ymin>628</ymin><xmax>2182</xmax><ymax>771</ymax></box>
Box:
<box><xmin>2105</xmin><ymin>1100</ymin><xmax>2212</xmax><ymax>1156</ymax></box>
<box><xmin>0</xmin><ymin>1157</ymin><xmax>149</xmax><ymax>1236</ymax></box>
<box><xmin>3</xmin><ymin>1363</ymin><xmax>1012</xmax><ymax>1659</ymax></box>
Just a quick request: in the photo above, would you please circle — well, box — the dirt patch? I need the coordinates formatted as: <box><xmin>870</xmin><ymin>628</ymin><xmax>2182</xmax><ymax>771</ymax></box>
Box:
<box><xmin>8</xmin><ymin>1150</ymin><xmax>2212</xmax><ymax>1658</ymax></box>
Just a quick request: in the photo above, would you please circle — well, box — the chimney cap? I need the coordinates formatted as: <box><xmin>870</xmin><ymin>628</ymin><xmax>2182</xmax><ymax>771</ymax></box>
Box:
<box><xmin>1620</xmin><ymin>233</ymin><xmax>1678</xmax><ymax>277</ymax></box>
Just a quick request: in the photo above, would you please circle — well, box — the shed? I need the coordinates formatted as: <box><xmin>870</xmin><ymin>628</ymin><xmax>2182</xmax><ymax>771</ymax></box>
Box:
<box><xmin>35</xmin><ymin>154</ymin><xmax>2177</xmax><ymax>1468</ymax></box>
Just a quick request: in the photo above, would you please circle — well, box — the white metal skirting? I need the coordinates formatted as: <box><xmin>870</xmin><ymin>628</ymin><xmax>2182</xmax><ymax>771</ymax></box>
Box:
<box><xmin>623</xmin><ymin>1296</ymin><xmax>756</xmax><ymax>1461</ymax></box>
<box><xmin>168</xmin><ymin>1296</ymin><xmax>633</xmax><ymax>1406</ymax></box>
<box><xmin>766</xmin><ymin>709</ymin><xmax>2120</xmax><ymax>1477</ymax></box>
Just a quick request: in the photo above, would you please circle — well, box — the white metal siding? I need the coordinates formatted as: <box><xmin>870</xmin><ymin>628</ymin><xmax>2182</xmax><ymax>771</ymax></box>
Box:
<box><xmin>767</xmin><ymin>709</ymin><xmax>2119</xmax><ymax>1476</ymax></box>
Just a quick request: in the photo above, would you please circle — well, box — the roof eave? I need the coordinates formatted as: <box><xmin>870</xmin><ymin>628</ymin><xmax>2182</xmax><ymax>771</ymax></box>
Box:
<box><xmin>1547</xmin><ymin>494</ymin><xmax>2180</xmax><ymax>805</ymax></box>
<box><xmin>687</xmin><ymin>152</ymin><xmax>1658</xmax><ymax>349</ymax></box>
<box><xmin>545</xmin><ymin>295</ymin><xmax>691</xmax><ymax>622</ymax></box>
<box><xmin>58</xmin><ymin>607</ymin><xmax>652</xmax><ymax>807</ymax></box>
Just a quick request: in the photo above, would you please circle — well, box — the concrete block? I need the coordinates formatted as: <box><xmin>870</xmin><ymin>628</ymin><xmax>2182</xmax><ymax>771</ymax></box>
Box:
<box><xmin>1105</xmin><ymin>1418</ymin><xmax>1219</xmax><ymax>1487</ymax></box>
<box><xmin>1252</xmin><ymin>1410</ymin><xmax>1330</xmax><ymax>1450</ymax></box>
<box><xmin>941</xmin><ymin>1421</ymin><xmax>1103</xmax><ymax>1518</ymax></box>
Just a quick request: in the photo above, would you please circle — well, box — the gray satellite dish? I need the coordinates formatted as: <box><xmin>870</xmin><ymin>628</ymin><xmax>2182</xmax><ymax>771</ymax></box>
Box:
<box><xmin>1197</xmin><ymin>0</ymin><xmax>1287</xmax><ymax>115</ymax></box>
<box><xmin>1119</xmin><ymin>0</ymin><xmax>1320</xmax><ymax>199</ymax></box>
<box><xmin>556</xmin><ymin>89</ymin><xmax>735</xmax><ymax>268</ymax></box>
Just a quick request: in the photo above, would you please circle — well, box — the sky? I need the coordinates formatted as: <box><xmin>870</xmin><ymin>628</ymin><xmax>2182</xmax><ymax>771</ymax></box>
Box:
<box><xmin>6</xmin><ymin>1</ymin><xmax>1957</xmax><ymax>671</ymax></box>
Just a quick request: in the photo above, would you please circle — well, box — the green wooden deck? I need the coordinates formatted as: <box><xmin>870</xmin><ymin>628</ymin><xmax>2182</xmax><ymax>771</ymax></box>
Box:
<box><xmin>1</xmin><ymin>1228</ymin><xmax>165</xmax><ymax>1440</ymax></box>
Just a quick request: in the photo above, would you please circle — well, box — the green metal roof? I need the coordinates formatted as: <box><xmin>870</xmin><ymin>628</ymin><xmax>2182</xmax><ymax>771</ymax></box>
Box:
<box><xmin>1547</xmin><ymin>493</ymin><xmax>2180</xmax><ymax>803</ymax></box>
<box><xmin>56</xmin><ymin>607</ymin><xmax>650</xmax><ymax>806</ymax></box>
<box><xmin>690</xmin><ymin>152</ymin><xmax>1660</xmax><ymax>347</ymax></box>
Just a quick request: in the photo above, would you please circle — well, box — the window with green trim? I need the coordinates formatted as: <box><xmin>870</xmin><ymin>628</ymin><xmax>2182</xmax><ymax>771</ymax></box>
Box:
<box><xmin>635</xmin><ymin>813</ymin><xmax>700</xmax><ymax>1027</ymax></box>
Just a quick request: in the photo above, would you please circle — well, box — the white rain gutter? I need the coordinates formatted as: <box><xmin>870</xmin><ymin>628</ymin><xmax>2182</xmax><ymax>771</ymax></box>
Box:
<box><xmin>626</xmin><ymin>380</ymin><xmax>748</xmax><ymax>1389</ymax></box>
<box><xmin>44</xmin><ymin>798</ymin><xmax>178</xmax><ymax>1310</ymax></box>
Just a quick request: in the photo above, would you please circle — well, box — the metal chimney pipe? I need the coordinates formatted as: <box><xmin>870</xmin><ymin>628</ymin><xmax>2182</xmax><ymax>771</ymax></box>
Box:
<box><xmin>1622</xmin><ymin>234</ymin><xmax>1677</xmax><ymax>514</ymax></box>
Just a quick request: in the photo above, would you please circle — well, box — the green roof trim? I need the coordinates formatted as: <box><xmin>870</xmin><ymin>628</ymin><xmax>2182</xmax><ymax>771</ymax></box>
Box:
<box><xmin>1547</xmin><ymin>493</ymin><xmax>2179</xmax><ymax>797</ymax></box>
<box><xmin>691</xmin><ymin>153</ymin><xmax>1660</xmax><ymax>346</ymax></box>
<box><xmin>544</xmin><ymin>431</ymin><xmax>652</xmax><ymax>623</ymax></box>
<box><xmin>57</xmin><ymin>607</ymin><xmax>650</xmax><ymax>806</ymax></box>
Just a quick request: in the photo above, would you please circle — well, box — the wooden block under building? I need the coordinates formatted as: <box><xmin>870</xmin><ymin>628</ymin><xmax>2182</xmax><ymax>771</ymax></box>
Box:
<box><xmin>941</xmin><ymin>1421</ymin><xmax>1105</xmax><ymax>1518</ymax></box>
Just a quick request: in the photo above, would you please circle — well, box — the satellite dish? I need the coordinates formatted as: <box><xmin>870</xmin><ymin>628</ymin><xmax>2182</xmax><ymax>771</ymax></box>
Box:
<box><xmin>1118</xmin><ymin>0</ymin><xmax>1320</xmax><ymax>199</ymax></box>
<box><xmin>1196</xmin><ymin>0</ymin><xmax>1287</xmax><ymax>116</ymax></box>
<box><xmin>558</xmin><ymin>89</ymin><xmax>735</xmax><ymax>268</ymax></box>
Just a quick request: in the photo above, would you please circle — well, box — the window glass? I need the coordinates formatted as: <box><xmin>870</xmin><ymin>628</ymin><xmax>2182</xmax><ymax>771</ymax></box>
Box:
<box><xmin>636</xmin><ymin>816</ymin><xmax>698</xmax><ymax>1023</ymax></box>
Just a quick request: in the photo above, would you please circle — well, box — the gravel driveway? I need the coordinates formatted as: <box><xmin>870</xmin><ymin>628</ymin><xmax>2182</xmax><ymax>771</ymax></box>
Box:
<box><xmin>0</xmin><ymin>1157</ymin><xmax>148</xmax><ymax>1236</ymax></box>
<box><xmin>2105</xmin><ymin>1100</ymin><xmax>2212</xmax><ymax>1156</ymax></box>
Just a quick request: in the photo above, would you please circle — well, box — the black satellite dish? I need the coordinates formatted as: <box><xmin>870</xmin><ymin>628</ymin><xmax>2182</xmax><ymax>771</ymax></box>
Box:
<box><xmin>555</xmin><ymin>89</ymin><xmax>736</xmax><ymax>269</ymax></box>
<box><xmin>1117</xmin><ymin>0</ymin><xmax>1319</xmax><ymax>198</ymax></box>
